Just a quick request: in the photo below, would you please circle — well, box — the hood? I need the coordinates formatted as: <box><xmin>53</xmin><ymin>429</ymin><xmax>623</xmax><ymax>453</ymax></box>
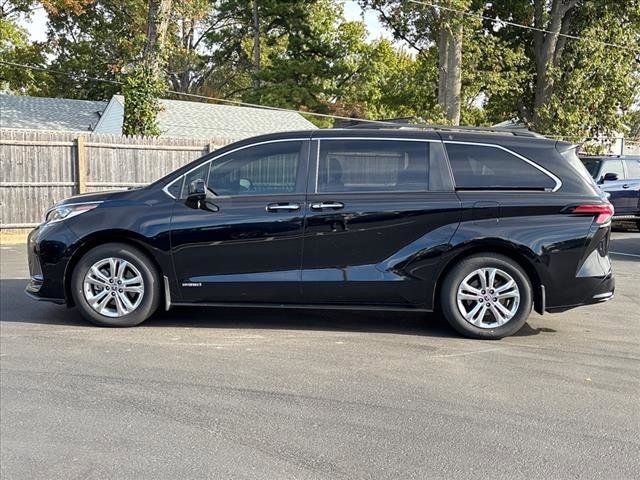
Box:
<box><xmin>57</xmin><ymin>189</ymin><xmax>132</xmax><ymax>206</ymax></box>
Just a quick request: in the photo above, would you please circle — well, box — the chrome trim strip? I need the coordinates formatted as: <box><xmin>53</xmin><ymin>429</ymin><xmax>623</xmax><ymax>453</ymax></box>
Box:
<box><xmin>317</xmin><ymin>137</ymin><xmax>439</xmax><ymax>142</ymax></box>
<box><xmin>163</xmin><ymin>275</ymin><xmax>171</xmax><ymax>311</ymax></box>
<box><xmin>162</xmin><ymin>138</ymin><xmax>304</xmax><ymax>200</ymax></box>
<box><xmin>443</xmin><ymin>140</ymin><xmax>563</xmax><ymax>192</ymax></box>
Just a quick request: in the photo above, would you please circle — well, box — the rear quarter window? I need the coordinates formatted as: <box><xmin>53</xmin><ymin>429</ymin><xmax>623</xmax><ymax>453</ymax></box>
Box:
<box><xmin>445</xmin><ymin>143</ymin><xmax>556</xmax><ymax>190</ymax></box>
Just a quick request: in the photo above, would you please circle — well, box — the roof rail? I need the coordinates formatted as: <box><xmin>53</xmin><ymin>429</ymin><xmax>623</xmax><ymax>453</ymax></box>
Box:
<box><xmin>342</xmin><ymin>119</ymin><xmax>544</xmax><ymax>138</ymax></box>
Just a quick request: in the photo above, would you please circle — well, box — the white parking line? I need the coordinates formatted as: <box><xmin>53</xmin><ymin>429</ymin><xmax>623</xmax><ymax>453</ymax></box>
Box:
<box><xmin>610</xmin><ymin>251</ymin><xmax>640</xmax><ymax>258</ymax></box>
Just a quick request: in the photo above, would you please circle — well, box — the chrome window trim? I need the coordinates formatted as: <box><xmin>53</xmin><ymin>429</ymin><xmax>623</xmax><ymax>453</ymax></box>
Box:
<box><xmin>314</xmin><ymin>137</ymin><xmax>438</xmax><ymax>194</ymax></box>
<box><xmin>443</xmin><ymin>140</ymin><xmax>563</xmax><ymax>192</ymax></box>
<box><xmin>162</xmin><ymin>138</ymin><xmax>305</xmax><ymax>199</ymax></box>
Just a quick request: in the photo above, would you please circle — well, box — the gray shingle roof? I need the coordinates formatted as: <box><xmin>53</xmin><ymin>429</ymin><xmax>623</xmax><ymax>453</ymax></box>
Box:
<box><xmin>99</xmin><ymin>95</ymin><xmax>316</xmax><ymax>140</ymax></box>
<box><xmin>156</xmin><ymin>98</ymin><xmax>317</xmax><ymax>139</ymax></box>
<box><xmin>0</xmin><ymin>95</ymin><xmax>107</xmax><ymax>131</ymax></box>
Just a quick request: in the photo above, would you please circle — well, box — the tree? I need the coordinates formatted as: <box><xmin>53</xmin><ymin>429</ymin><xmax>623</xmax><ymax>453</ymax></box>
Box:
<box><xmin>485</xmin><ymin>0</ymin><xmax>640</xmax><ymax>138</ymax></box>
<box><xmin>40</xmin><ymin>0</ymin><xmax>147</xmax><ymax>99</ymax></box>
<box><xmin>0</xmin><ymin>1</ymin><xmax>50</xmax><ymax>94</ymax></box>
<box><xmin>122</xmin><ymin>0</ymin><xmax>173</xmax><ymax>136</ymax></box>
<box><xmin>359</xmin><ymin>0</ymin><xmax>474</xmax><ymax>125</ymax></box>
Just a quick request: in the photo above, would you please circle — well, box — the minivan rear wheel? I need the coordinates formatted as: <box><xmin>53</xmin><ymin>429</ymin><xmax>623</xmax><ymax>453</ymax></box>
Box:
<box><xmin>440</xmin><ymin>254</ymin><xmax>532</xmax><ymax>339</ymax></box>
<box><xmin>71</xmin><ymin>243</ymin><xmax>160</xmax><ymax>327</ymax></box>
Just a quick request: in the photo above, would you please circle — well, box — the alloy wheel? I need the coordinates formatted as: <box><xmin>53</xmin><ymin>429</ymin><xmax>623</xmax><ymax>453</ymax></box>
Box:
<box><xmin>456</xmin><ymin>267</ymin><xmax>520</xmax><ymax>328</ymax></box>
<box><xmin>83</xmin><ymin>257</ymin><xmax>145</xmax><ymax>318</ymax></box>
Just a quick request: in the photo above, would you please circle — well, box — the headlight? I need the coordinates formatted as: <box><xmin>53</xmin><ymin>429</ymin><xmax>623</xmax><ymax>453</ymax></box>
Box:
<box><xmin>45</xmin><ymin>202</ymin><xmax>101</xmax><ymax>223</ymax></box>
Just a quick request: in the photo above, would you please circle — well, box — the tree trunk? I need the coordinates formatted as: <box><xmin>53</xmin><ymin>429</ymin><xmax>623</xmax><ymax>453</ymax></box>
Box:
<box><xmin>531</xmin><ymin>0</ymin><xmax>578</xmax><ymax>128</ymax></box>
<box><xmin>437</xmin><ymin>25</ymin><xmax>449</xmax><ymax>109</ymax></box>
<box><xmin>252</xmin><ymin>0</ymin><xmax>261</xmax><ymax>90</ymax></box>
<box><xmin>437</xmin><ymin>9</ymin><xmax>462</xmax><ymax>125</ymax></box>
<box><xmin>444</xmin><ymin>19</ymin><xmax>462</xmax><ymax>125</ymax></box>
<box><xmin>123</xmin><ymin>0</ymin><xmax>173</xmax><ymax>136</ymax></box>
<box><xmin>143</xmin><ymin>0</ymin><xmax>173</xmax><ymax>67</ymax></box>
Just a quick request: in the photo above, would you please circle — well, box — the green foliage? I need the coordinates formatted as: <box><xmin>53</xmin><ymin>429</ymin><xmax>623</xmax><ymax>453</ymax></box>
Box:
<box><xmin>483</xmin><ymin>0</ymin><xmax>640</xmax><ymax>140</ymax></box>
<box><xmin>41</xmin><ymin>0</ymin><xmax>147</xmax><ymax>100</ymax></box>
<box><xmin>0</xmin><ymin>5</ymin><xmax>49</xmax><ymax>94</ymax></box>
<box><xmin>121</xmin><ymin>64</ymin><xmax>166</xmax><ymax>136</ymax></box>
<box><xmin>534</xmin><ymin>1</ymin><xmax>640</xmax><ymax>139</ymax></box>
<box><xmin>3</xmin><ymin>0</ymin><xmax>639</xmax><ymax>141</ymax></box>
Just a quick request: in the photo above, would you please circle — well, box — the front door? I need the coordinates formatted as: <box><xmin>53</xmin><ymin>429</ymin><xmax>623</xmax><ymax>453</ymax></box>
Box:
<box><xmin>170</xmin><ymin>139</ymin><xmax>309</xmax><ymax>303</ymax></box>
<box><xmin>301</xmin><ymin>136</ymin><xmax>461</xmax><ymax>309</ymax></box>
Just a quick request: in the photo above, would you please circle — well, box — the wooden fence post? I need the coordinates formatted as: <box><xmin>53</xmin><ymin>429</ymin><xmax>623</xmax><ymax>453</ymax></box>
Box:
<box><xmin>76</xmin><ymin>136</ymin><xmax>87</xmax><ymax>194</ymax></box>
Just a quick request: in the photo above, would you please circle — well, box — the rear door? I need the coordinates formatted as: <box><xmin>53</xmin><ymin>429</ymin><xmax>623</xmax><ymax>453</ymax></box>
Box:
<box><xmin>619</xmin><ymin>159</ymin><xmax>640</xmax><ymax>215</ymax></box>
<box><xmin>599</xmin><ymin>159</ymin><xmax>635</xmax><ymax>214</ymax></box>
<box><xmin>169</xmin><ymin>139</ymin><xmax>309</xmax><ymax>303</ymax></box>
<box><xmin>300</xmin><ymin>134</ymin><xmax>461</xmax><ymax>308</ymax></box>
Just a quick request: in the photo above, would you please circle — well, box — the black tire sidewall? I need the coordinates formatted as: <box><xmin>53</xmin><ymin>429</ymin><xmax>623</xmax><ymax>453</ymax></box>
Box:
<box><xmin>440</xmin><ymin>254</ymin><xmax>532</xmax><ymax>339</ymax></box>
<box><xmin>71</xmin><ymin>243</ymin><xmax>159</xmax><ymax>327</ymax></box>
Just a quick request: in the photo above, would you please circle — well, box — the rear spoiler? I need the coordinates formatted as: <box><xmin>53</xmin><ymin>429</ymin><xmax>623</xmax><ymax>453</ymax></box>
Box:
<box><xmin>555</xmin><ymin>141</ymin><xmax>581</xmax><ymax>153</ymax></box>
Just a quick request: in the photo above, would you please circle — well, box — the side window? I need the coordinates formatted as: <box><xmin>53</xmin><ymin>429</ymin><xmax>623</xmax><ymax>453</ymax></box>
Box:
<box><xmin>624</xmin><ymin>159</ymin><xmax>640</xmax><ymax>179</ymax></box>
<box><xmin>445</xmin><ymin>143</ymin><xmax>556</xmax><ymax>190</ymax></box>
<box><xmin>317</xmin><ymin>140</ymin><xmax>429</xmax><ymax>193</ymax></box>
<box><xmin>180</xmin><ymin>163</ymin><xmax>210</xmax><ymax>198</ymax></box>
<box><xmin>208</xmin><ymin>141</ymin><xmax>303</xmax><ymax>196</ymax></box>
<box><xmin>600</xmin><ymin>160</ymin><xmax>625</xmax><ymax>180</ymax></box>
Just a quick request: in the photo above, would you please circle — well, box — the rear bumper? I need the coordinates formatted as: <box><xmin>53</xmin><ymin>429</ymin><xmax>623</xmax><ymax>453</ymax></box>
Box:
<box><xmin>546</xmin><ymin>272</ymin><xmax>615</xmax><ymax>313</ymax></box>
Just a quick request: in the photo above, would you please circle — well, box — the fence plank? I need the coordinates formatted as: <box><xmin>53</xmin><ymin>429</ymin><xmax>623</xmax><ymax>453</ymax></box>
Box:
<box><xmin>76</xmin><ymin>136</ymin><xmax>87</xmax><ymax>194</ymax></box>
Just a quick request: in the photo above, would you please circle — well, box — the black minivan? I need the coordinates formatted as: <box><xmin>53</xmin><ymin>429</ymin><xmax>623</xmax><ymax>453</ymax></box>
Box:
<box><xmin>26</xmin><ymin>127</ymin><xmax>615</xmax><ymax>339</ymax></box>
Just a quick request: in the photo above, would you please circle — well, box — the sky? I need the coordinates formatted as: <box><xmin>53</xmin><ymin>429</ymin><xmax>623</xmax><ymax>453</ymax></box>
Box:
<box><xmin>342</xmin><ymin>1</ymin><xmax>390</xmax><ymax>41</ymax></box>
<box><xmin>21</xmin><ymin>1</ymin><xmax>389</xmax><ymax>43</ymax></box>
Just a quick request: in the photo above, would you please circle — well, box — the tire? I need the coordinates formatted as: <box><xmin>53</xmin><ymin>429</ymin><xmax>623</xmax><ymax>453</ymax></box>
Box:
<box><xmin>71</xmin><ymin>243</ymin><xmax>160</xmax><ymax>327</ymax></box>
<box><xmin>439</xmin><ymin>253</ymin><xmax>533</xmax><ymax>340</ymax></box>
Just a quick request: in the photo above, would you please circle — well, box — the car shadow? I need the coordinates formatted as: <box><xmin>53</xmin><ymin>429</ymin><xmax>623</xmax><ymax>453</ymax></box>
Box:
<box><xmin>1</xmin><ymin>278</ymin><xmax>548</xmax><ymax>338</ymax></box>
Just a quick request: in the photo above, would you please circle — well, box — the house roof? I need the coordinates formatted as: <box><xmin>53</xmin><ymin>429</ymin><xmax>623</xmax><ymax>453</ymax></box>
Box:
<box><xmin>0</xmin><ymin>94</ymin><xmax>107</xmax><ymax>131</ymax></box>
<box><xmin>94</xmin><ymin>95</ymin><xmax>316</xmax><ymax>140</ymax></box>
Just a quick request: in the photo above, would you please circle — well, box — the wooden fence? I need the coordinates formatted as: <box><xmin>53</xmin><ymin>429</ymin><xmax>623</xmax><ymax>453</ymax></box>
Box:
<box><xmin>0</xmin><ymin>128</ymin><xmax>231</xmax><ymax>230</ymax></box>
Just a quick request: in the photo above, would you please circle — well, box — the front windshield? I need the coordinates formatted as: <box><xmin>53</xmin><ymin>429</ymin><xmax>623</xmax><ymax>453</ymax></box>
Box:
<box><xmin>580</xmin><ymin>158</ymin><xmax>602</xmax><ymax>179</ymax></box>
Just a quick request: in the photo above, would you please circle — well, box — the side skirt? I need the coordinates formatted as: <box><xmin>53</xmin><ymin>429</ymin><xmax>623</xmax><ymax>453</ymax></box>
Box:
<box><xmin>171</xmin><ymin>301</ymin><xmax>433</xmax><ymax>313</ymax></box>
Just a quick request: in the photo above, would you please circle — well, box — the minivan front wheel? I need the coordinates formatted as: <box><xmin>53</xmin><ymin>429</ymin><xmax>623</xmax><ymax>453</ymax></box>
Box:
<box><xmin>71</xmin><ymin>243</ymin><xmax>160</xmax><ymax>327</ymax></box>
<box><xmin>440</xmin><ymin>254</ymin><xmax>532</xmax><ymax>339</ymax></box>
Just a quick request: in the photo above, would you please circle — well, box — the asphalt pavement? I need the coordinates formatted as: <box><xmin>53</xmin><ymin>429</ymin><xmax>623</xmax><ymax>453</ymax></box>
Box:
<box><xmin>1</xmin><ymin>231</ymin><xmax>639</xmax><ymax>479</ymax></box>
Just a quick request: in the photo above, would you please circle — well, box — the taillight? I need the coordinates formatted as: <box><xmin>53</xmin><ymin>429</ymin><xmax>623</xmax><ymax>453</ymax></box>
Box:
<box><xmin>570</xmin><ymin>204</ymin><xmax>614</xmax><ymax>224</ymax></box>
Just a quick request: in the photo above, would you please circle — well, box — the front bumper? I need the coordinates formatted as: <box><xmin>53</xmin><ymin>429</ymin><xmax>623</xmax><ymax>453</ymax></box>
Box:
<box><xmin>25</xmin><ymin>222</ymin><xmax>78</xmax><ymax>304</ymax></box>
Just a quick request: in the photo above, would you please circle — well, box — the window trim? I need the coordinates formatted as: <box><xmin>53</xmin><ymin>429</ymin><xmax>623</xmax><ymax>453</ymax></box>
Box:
<box><xmin>443</xmin><ymin>140</ymin><xmax>562</xmax><ymax>192</ymax></box>
<box><xmin>163</xmin><ymin>138</ymin><xmax>306</xmax><ymax>199</ymax></box>
<box><xmin>313</xmin><ymin>137</ymin><xmax>440</xmax><ymax>194</ymax></box>
<box><xmin>599</xmin><ymin>159</ymin><xmax>625</xmax><ymax>181</ymax></box>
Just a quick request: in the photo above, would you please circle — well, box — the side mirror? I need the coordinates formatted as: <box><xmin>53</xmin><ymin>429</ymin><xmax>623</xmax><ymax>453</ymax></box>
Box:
<box><xmin>186</xmin><ymin>179</ymin><xmax>219</xmax><ymax>212</ymax></box>
<box><xmin>601</xmin><ymin>172</ymin><xmax>619</xmax><ymax>182</ymax></box>
<box><xmin>187</xmin><ymin>179</ymin><xmax>206</xmax><ymax>199</ymax></box>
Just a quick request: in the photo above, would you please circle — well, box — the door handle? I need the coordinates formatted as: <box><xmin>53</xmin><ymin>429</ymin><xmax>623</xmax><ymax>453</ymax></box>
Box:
<box><xmin>266</xmin><ymin>203</ymin><xmax>300</xmax><ymax>212</ymax></box>
<box><xmin>310</xmin><ymin>202</ymin><xmax>344</xmax><ymax>211</ymax></box>
<box><xmin>622</xmin><ymin>184</ymin><xmax>630</xmax><ymax>189</ymax></box>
